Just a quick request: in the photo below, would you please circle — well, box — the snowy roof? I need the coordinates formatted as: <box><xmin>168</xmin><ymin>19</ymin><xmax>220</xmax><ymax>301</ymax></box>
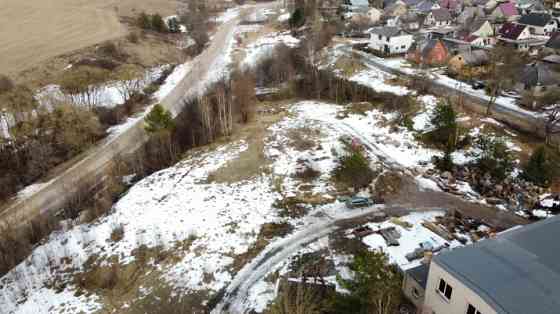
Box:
<box><xmin>434</xmin><ymin>215</ymin><xmax>560</xmax><ymax>314</ymax></box>
<box><xmin>415</xmin><ymin>0</ymin><xmax>438</xmax><ymax>12</ymax></box>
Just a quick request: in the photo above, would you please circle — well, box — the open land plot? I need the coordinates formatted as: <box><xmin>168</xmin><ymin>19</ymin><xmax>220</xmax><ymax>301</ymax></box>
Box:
<box><xmin>0</xmin><ymin>0</ymin><xmax>180</xmax><ymax>75</ymax></box>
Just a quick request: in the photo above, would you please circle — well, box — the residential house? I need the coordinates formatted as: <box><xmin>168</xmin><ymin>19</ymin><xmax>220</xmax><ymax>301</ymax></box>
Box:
<box><xmin>457</xmin><ymin>6</ymin><xmax>486</xmax><ymax>24</ymax></box>
<box><xmin>516</xmin><ymin>62</ymin><xmax>559</xmax><ymax>95</ymax></box>
<box><xmin>498</xmin><ymin>22</ymin><xmax>536</xmax><ymax>50</ymax></box>
<box><xmin>394</xmin><ymin>12</ymin><xmax>426</xmax><ymax>31</ymax></box>
<box><xmin>439</xmin><ymin>0</ymin><xmax>464</xmax><ymax>14</ymax></box>
<box><xmin>542</xmin><ymin>53</ymin><xmax>560</xmax><ymax>65</ymax></box>
<box><xmin>448</xmin><ymin>49</ymin><xmax>490</xmax><ymax>73</ymax></box>
<box><xmin>429</xmin><ymin>27</ymin><xmax>458</xmax><ymax>39</ymax></box>
<box><xmin>369</xmin><ymin>26</ymin><xmax>414</xmax><ymax>54</ymax></box>
<box><xmin>442</xmin><ymin>37</ymin><xmax>474</xmax><ymax>54</ymax></box>
<box><xmin>517</xmin><ymin>13</ymin><xmax>558</xmax><ymax>35</ymax></box>
<box><xmin>384</xmin><ymin>0</ymin><xmax>409</xmax><ymax>17</ymax></box>
<box><xmin>407</xmin><ymin>215</ymin><xmax>560</xmax><ymax>314</ymax></box>
<box><xmin>367</xmin><ymin>7</ymin><xmax>383</xmax><ymax>24</ymax></box>
<box><xmin>490</xmin><ymin>1</ymin><xmax>520</xmax><ymax>21</ymax></box>
<box><xmin>407</xmin><ymin>38</ymin><xmax>450</xmax><ymax>64</ymax></box>
<box><xmin>545</xmin><ymin>31</ymin><xmax>560</xmax><ymax>52</ymax></box>
<box><xmin>456</xmin><ymin>18</ymin><xmax>496</xmax><ymax>46</ymax></box>
<box><xmin>516</xmin><ymin>0</ymin><xmax>547</xmax><ymax>14</ymax></box>
<box><xmin>425</xmin><ymin>8</ymin><xmax>454</xmax><ymax>26</ymax></box>
<box><xmin>412</xmin><ymin>0</ymin><xmax>441</xmax><ymax>13</ymax></box>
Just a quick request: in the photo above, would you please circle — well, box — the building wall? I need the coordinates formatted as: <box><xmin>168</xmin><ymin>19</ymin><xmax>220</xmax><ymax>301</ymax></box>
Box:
<box><xmin>423</xmin><ymin>261</ymin><xmax>498</xmax><ymax>314</ymax></box>
<box><xmin>369</xmin><ymin>34</ymin><xmax>412</xmax><ymax>54</ymax></box>
<box><xmin>426</xmin><ymin>41</ymin><xmax>449</xmax><ymax>64</ymax></box>
<box><xmin>472</xmin><ymin>21</ymin><xmax>495</xmax><ymax>37</ymax></box>
<box><xmin>403</xmin><ymin>273</ymin><xmax>426</xmax><ymax>311</ymax></box>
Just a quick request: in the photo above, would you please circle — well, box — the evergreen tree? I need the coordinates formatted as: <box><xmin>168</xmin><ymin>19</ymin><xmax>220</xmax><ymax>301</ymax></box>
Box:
<box><xmin>427</xmin><ymin>100</ymin><xmax>458</xmax><ymax>149</ymax></box>
<box><xmin>332</xmin><ymin>149</ymin><xmax>375</xmax><ymax>189</ymax></box>
<box><xmin>473</xmin><ymin>136</ymin><xmax>515</xmax><ymax>180</ymax></box>
<box><xmin>289</xmin><ymin>8</ymin><xmax>306</xmax><ymax>28</ymax></box>
<box><xmin>151</xmin><ymin>14</ymin><xmax>168</xmax><ymax>33</ymax></box>
<box><xmin>335</xmin><ymin>250</ymin><xmax>402</xmax><ymax>314</ymax></box>
<box><xmin>523</xmin><ymin>145</ymin><xmax>560</xmax><ymax>187</ymax></box>
<box><xmin>145</xmin><ymin>104</ymin><xmax>174</xmax><ymax>133</ymax></box>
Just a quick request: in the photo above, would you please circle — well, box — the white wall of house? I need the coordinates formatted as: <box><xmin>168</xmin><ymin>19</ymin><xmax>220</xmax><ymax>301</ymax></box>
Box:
<box><xmin>369</xmin><ymin>33</ymin><xmax>413</xmax><ymax>54</ymax></box>
<box><xmin>522</xmin><ymin>21</ymin><xmax>557</xmax><ymax>36</ymax></box>
<box><xmin>518</xmin><ymin>26</ymin><xmax>532</xmax><ymax>40</ymax></box>
<box><xmin>472</xmin><ymin>21</ymin><xmax>495</xmax><ymax>37</ymax></box>
<box><xmin>423</xmin><ymin>261</ymin><xmax>498</xmax><ymax>314</ymax></box>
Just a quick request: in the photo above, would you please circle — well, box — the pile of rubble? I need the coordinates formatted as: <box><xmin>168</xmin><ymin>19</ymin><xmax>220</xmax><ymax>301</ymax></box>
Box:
<box><xmin>424</xmin><ymin>165</ymin><xmax>549</xmax><ymax>213</ymax></box>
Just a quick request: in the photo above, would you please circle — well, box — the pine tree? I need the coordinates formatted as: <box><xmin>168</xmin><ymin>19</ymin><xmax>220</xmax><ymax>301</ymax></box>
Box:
<box><xmin>427</xmin><ymin>100</ymin><xmax>458</xmax><ymax>149</ymax></box>
<box><xmin>289</xmin><ymin>8</ymin><xmax>305</xmax><ymax>28</ymax></box>
<box><xmin>523</xmin><ymin>145</ymin><xmax>560</xmax><ymax>187</ymax></box>
<box><xmin>167</xmin><ymin>17</ymin><xmax>180</xmax><ymax>33</ymax></box>
<box><xmin>145</xmin><ymin>104</ymin><xmax>174</xmax><ymax>133</ymax></box>
<box><xmin>151</xmin><ymin>14</ymin><xmax>168</xmax><ymax>33</ymax></box>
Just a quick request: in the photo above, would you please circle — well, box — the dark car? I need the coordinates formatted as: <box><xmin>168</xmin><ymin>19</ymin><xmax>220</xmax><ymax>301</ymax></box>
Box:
<box><xmin>345</xmin><ymin>196</ymin><xmax>374</xmax><ymax>209</ymax></box>
<box><xmin>471</xmin><ymin>80</ymin><xmax>485</xmax><ymax>90</ymax></box>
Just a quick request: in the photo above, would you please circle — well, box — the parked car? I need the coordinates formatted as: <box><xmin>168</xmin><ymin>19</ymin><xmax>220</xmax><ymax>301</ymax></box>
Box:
<box><xmin>501</xmin><ymin>90</ymin><xmax>521</xmax><ymax>99</ymax></box>
<box><xmin>470</xmin><ymin>80</ymin><xmax>485</xmax><ymax>90</ymax></box>
<box><xmin>345</xmin><ymin>196</ymin><xmax>374</xmax><ymax>209</ymax></box>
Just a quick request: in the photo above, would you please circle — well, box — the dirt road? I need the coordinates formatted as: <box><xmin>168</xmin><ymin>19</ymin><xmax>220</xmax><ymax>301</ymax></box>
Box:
<box><xmin>0</xmin><ymin>2</ymin><xmax>277</xmax><ymax>231</ymax></box>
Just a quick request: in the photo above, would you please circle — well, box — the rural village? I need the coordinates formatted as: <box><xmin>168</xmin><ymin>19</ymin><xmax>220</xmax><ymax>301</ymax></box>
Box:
<box><xmin>0</xmin><ymin>0</ymin><xmax>559</xmax><ymax>313</ymax></box>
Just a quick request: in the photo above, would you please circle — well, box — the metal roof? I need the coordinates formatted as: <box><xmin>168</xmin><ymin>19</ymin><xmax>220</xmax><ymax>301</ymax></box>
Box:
<box><xmin>406</xmin><ymin>263</ymin><xmax>430</xmax><ymax>289</ymax></box>
<box><xmin>434</xmin><ymin>215</ymin><xmax>560</xmax><ymax>314</ymax></box>
<box><xmin>518</xmin><ymin>13</ymin><xmax>552</xmax><ymax>27</ymax></box>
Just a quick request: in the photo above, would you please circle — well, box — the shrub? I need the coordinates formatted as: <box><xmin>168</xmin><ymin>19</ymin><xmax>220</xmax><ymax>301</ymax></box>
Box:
<box><xmin>472</xmin><ymin>136</ymin><xmax>515</xmax><ymax>180</ymax></box>
<box><xmin>332</xmin><ymin>150</ymin><xmax>375</xmax><ymax>189</ymax></box>
<box><xmin>434</xmin><ymin>149</ymin><xmax>454</xmax><ymax>172</ymax></box>
<box><xmin>0</xmin><ymin>74</ymin><xmax>14</xmax><ymax>94</ymax></box>
<box><xmin>522</xmin><ymin>145</ymin><xmax>560</xmax><ymax>187</ymax></box>
<box><xmin>127</xmin><ymin>32</ymin><xmax>140</xmax><ymax>43</ymax></box>
<box><xmin>145</xmin><ymin>104</ymin><xmax>174</xmax><ymax>133</ymax></box>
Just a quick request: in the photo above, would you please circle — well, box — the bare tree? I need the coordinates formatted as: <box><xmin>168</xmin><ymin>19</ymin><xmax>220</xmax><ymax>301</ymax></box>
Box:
<box><xmin>113</xmin><ymin>64</ymin><xmax>145</xmax><ymax>104</ymax></box>
<box><xmin>544</xmin><ymin>105</ymin><xmax>560</xmax><ymax>145</ymax></box>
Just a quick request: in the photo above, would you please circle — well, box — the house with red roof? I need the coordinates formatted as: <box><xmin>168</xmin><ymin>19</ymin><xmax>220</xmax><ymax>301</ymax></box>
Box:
<box><xmin>490</xmin><ymin>1</ymin><xmax>520</xmax><ymax>21</ymax></box>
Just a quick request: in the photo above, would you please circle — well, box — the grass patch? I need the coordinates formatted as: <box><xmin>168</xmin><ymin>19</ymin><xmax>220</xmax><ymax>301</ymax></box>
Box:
<box><xmin>335</xmin><ymin>56</ymin><xmax>365</xmax><ymax>77</ymax></box>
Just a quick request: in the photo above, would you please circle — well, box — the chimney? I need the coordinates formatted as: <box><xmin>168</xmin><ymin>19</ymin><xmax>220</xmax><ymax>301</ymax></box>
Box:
<box><xmin>422</xmin><ymin>251</ymin><xmax>433</xmax><ymax>265</ymax></box>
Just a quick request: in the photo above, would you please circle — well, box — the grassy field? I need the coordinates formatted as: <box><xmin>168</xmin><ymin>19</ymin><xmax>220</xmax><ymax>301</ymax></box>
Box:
<box><xmin>0</xmin><ymin>0</ymin><xmax>179</xmax><ymax>75</ymax></box>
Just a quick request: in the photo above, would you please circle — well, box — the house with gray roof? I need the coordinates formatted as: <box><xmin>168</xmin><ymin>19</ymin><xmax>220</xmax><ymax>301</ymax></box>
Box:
<box><xmin>409</xmin><ymin>215</ymin><xmax>560</xmax><ymax>314</ymax></box>
<box><xmin>517</xmin><ymin>13</ymin><xmax>558</xmax><ymax>35</ymax></box>
<box><xmin>425</xmin><ymin>8</ymin><xmax>454</xmax><ymax>27</ymax></box>
<box><xmin>368</xmin><ymin>26</ymin><xmax>414</xmax><ymax>54</ymax></box>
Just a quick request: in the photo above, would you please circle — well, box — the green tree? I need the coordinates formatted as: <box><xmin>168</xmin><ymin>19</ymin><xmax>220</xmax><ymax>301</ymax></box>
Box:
<box><xmin>332</xmin><ymin>149</ymin><xmax>375</xmax><ymax>189</ymax></box>
<box><xmin>151</xmin><ymin>14</ymin><xmax>168</xmax><ymax>33</ymax></box>
<box><xmin>138</xmin><ymin>12</ymin><xmax>152</xmax><ymax>30</ymax></box>
<box><xmin>522</xmin><ymin>145</ymin><xmax>560</xmax><ymax>187</ymax></box>
<box><xmin>145</xmin><ymin>104</ymin><xmax>174</xmax><ymax>133</ymax></box>
<box><xmin>426</xmin><ymin>100</ymin><xmax>458</xmax><ymax>149</ymax></box>
<box><xmin>473</xmin><ymin>136</ymin><xmax>515</xmax><ymax>180</ymax></box>
<box><xmin>167</xmin><ymin>17</ymin><xmax>180</xmax><ymax>33</ymax></box>
<box><xmin>335</xmin><ymin>250</ymin><xmax>402</xmax><ymax>314</ymax></box>
<box><xmin>289</xmin><ymin>8</ymin><xmax>306</xmax><ymax>28</ymax></box>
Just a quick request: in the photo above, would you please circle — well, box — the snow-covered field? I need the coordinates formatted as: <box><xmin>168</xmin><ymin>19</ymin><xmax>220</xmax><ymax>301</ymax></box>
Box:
<box><xmin>243</xmin><ymin>31</ymin><xmax>300</xmax><ymax>67</ymax></box>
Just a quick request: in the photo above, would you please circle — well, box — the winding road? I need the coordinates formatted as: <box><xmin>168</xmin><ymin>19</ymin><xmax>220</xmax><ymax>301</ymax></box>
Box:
<box><xmin>0</xmin><ymin>2</ymin><xmax>277</xmax><ymax>231</ymax></box>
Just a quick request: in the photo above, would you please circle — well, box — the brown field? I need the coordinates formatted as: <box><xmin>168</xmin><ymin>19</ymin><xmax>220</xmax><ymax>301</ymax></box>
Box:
<box><xmin>0</xmin><ymin>0</ymin><xmax>179</xmax><ymax>76</ymax></box>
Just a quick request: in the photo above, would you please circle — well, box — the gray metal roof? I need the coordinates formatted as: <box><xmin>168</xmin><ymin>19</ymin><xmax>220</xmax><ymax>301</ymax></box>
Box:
<box><xmin>434</xmin><ymin>216</ymin><xmax>560</xmax><ymax>314</ymax></box>
<box><xmin>406</xmin><ymin>263</ymin><xmax>430</xmax><ymax>289</ymax></box>
<box><xmin>369</xmin><ymin>26</ymin><xmax>406</xmax><ymax>37</ymax></box>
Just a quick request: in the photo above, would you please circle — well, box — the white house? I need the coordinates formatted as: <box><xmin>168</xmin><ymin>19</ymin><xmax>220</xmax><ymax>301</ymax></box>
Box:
<box><xmin>425</xmin><ymin>8</ymin><xmax>453</xmax><ymax>27</ymax></box>
<box><xmin>403</xmin><ymin>215</ymin><xmax>560</xmax><ymax>314</ymax></box>
<box><xmin>369</xmin><ymin>26</ymin><xmax>414</xmax><ymax>55</ymax></box>
<box><xmin>517</xmin><ymin>13</ymin><xmax>558</xmax><ymax>35</ymax></box>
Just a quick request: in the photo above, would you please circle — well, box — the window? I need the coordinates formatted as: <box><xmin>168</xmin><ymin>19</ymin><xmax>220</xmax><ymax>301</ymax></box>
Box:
<box><xmin>379</xmin><ymin>34</ymin><xmax>382</xmax><ymax>40</ymax></box>
<box><xmin>437</xmin><ymin>278</ymin><xmax>453</xmax><ymax>301</ymax></box>
<box><xmin>467</xmin><ymin>304</ymin><xmax>482</xmax><ymax>314</ymax></box>
<box><xmin>412</xmin><ymin>287</ymin><xmax>421</xmax><ymax>299</ymax></box>
<box><xmin>401</xmin><ymin>45</ymin><xmax>406</xmax><ymax>49</ymax></box>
